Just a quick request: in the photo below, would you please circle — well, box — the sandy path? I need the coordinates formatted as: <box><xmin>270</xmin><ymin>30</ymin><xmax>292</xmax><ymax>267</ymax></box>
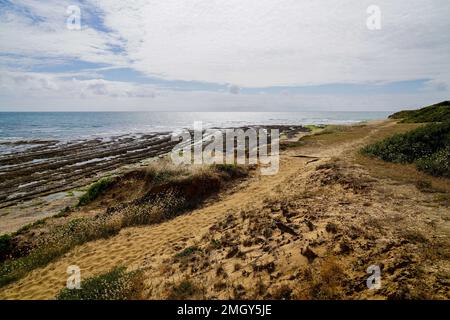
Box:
<box><xmin>0</xmin><ymin>122</ymin><xmax>385</xmax><ymax>300</ymax></box>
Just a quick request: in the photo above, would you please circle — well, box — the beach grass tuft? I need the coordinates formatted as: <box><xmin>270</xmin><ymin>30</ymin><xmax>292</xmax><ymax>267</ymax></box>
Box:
<box><xmin>167</xmin><ymin>278</ymin><xmax>204</xmax><ymax>299</ymax></box>
<box><xmin>56</xmin><ymin>266</ymin><xmax>144</xmax><ymax>300</ymax></box>
<box><xmin>77</xmin><ymin>176</ymin><xmax>117</xmax><ymax>207</ymax></box>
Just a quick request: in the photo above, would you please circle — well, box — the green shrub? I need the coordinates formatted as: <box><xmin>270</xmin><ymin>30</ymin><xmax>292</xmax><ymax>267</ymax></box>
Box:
<box><xmin>361</xmin><ymin>121</ymin><xmax>450</xmax><ymax>178</ymax></box>
<box><xmin>0</xmin><ymin>235</ymin><xmax>12</xmax><ymax>261</ymax></box>
<box><xmin>416</xmin><ymin>147</ymin><xmax>450</xmax><ymax>178</ymax></box>
<box><xmin>361</xmin><ymin>121</ymin><xmax>450</xmax><ymax>163</ymax></box>
<box><xmin>56</xmin><ymin>266</ymin><xmax>143</xmax><ymax>300</ymax></box>
<box><xmin>175</xmin><ymin>246</ymin><xmax>201</xmax><ymax>258</ymax></box>
<box><xmin>77</xmin><ymin>177</ymin><xmax>116</xmax><ymax>206</ymax></box>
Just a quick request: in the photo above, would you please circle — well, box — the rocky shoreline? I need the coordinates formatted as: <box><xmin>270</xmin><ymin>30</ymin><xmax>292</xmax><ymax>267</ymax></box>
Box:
<box><xmin>0</xmin><ymin>133</ymin><xmax>177</xmax><ymax>208</ymax></box>
<box><xmin>0</xmin><ymin>125</ymin><xmax>308</xmax><ymax>209</ymax></box>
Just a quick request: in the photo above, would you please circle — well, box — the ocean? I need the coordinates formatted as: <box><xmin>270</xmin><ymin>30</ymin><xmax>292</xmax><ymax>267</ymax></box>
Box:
<box><xmin>0</xmin><ymin>111</ymin><xmax>390</xmax><ymax>143</ymax></box>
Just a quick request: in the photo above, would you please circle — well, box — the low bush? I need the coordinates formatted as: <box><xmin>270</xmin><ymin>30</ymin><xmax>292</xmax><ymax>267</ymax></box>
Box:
<box><xmin>0</xmin><ymin>235</ymin><xmax>12</xmax><ymax>262</ymax></box>
<box><xmin>175</xmin><ymin>246</ymin><xmax>201</xmax><ymax>258</ymax></box>
<box><xmin>77</xmin><ymin>177</ymin><xmax>117</xmax><ymax>206</ymax></box>
<box><xmin>211</xmin><ymin>164</ymin><xmax>248</xmax><ymax>179</ymax></box>
<box><xmin>361</xmin><ymin>121</ymin><xmax>450</xmax><ymax>163</ymax></box>
<box><xmin>416</xmin><ymin>147</ymin><xmax>450</xmax><ymax>178</ymax></box>
<box><xmin>167</xmin><ymin>278</ymin><xmax>203</xmax><ymax>299</ymax></box>
<box><xmin>56</xmin><ymin>266</ymin><xmax>143</xmax><ymax>300</ymax></box>
<box><xmin>361</xmin><ymin>121</ymin><xmax>450</xmax><ymax>178</ymax></box>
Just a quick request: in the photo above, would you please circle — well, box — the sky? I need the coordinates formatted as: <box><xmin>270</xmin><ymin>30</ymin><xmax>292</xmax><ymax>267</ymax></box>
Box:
<box><xmin>0</xmin><ymin>0</ymin><xmax>449</xmax><ymax>111</ymax></box>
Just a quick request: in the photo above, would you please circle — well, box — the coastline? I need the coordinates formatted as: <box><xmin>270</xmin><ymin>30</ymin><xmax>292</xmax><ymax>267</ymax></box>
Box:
<box><xmin>0</xmin><ymin>124</ymin><xmax>310</xmax><ymax>234</ymax></box>
<box><xmin>1</xmin><ymin>118</ymin><xmax>448</xmax><ymax>299</ymax></box>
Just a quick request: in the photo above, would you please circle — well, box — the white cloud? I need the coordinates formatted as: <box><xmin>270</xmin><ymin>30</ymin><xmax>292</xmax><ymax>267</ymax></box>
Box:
<box><xmin>0</xmin><ymin>0</ymin><xmax>128</xmax><ymax>66</ymax></box>
<box><xmin>93</xmin><ymin>0</ymin><xmax>450</xmax><ymax>86</ymax></box>
<box><xmin>0</xmin><ymin>71</ymin><xmax>156</xmax><ymax>99</ymax></box>
<box><xmin>0</xmin><ymin>0</ymin><xmax>449</xmax><ymax>110</ymax></box>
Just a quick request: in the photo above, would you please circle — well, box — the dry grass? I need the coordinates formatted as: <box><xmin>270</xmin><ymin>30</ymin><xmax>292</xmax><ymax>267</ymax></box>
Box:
<box><xmin>296</xmin><ymin>259</ymin><xmax>347</xmax><ymax>300</ymax></box>
<box><xmin>302</xmin><ymin>123</ymin><xmax>369</xmax><ymax>145</ymax></box>
<box><xmin>166</xmin><ymin>278</ymin><xmax>205</xmax><ymax>300</ymax></box>
<box><xmin>0</xmin><ymin>160</ymin><xmax>249</xmax><ymax>288</ymax></box>
<box><xmin>355</xmin><ymin>154</ymin><xmax>450</xmax><ymax>193</ymax></box>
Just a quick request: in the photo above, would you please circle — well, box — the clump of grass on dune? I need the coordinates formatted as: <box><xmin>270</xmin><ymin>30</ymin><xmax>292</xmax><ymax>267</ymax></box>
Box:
<box><xmin>166</xmin><ymin>278</ymin><xmax>205</xmax><ymax>300</ymax></box>
<box><xmin>0</xmin><ymin>235</ymin><xmax>12</xmax><ymax>262</ymax></box>
<box><xmin>297</xmin><ymin>259</ymin><xmax>347</xmax><ymax>300</ymax></box>
<box><xmin>13</xmin><ymin>218</ymin><xmax>47</xmax><ymax>236</ymax></box>
<box><xmin>174</xmin><ymin>246</ymin><xmax>201</xmax><ymax>258</ymax></box>
<box><xmin>77</xmin><ymin>176</ymin><xmax>117</xmax><ymax>206</ymax></box>
<box><xmin>0</xmin><ymin>161</ymin><xmax>248</xmax><ymax>288</ymax></box>
<box><xmin>56</xmin><ymin>266</ymin><xmax>144</xmax><ymax>300</ymax></box>
<box><xmin>211</xmin><ymin>163</ymin><xmax>248</xmax><ymax>179</ymax></box>
<box><xmin>141</xmin><ymin>161</ymin><xmax>190</xmax><ymax>184</ymax></box>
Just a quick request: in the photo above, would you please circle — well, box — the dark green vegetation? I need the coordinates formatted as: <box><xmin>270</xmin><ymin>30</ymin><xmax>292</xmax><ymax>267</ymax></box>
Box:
<box><xmin>56</xmin><ymin>266</ymin><xmax>143</xmax><ymax>300</ymax></box>
<box><xmin>0</xmin><ymin>163</ymin><xmax>248</xmax><ymax>288</ymax></box>
<box><xmin>175</xmin><ymin>246</ymin><xmax>201</xmax><ymax>258</ymax></box>
<box><xmin>0</xmin><ymin>235</ymin><xmax>12</xmax><ymax>262</ymax></box>
<box><xmin>77</xmin><ymin>176</ymin><xmax>117</xmax><ymax>206</ymax></box>
<box><xmin>362</xmin><ymin>120</ymin><xmax>450</xmax><ymax>178</ymax></box>
<box><xmin>389</xmin><ymin>101</ymin><xmax>450</xmax><ymax>123</ymax></box>
<box><xmin>415</xmin><ymin>147</ymin><xmax>450</xmax><ymax>178</ymax></box>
